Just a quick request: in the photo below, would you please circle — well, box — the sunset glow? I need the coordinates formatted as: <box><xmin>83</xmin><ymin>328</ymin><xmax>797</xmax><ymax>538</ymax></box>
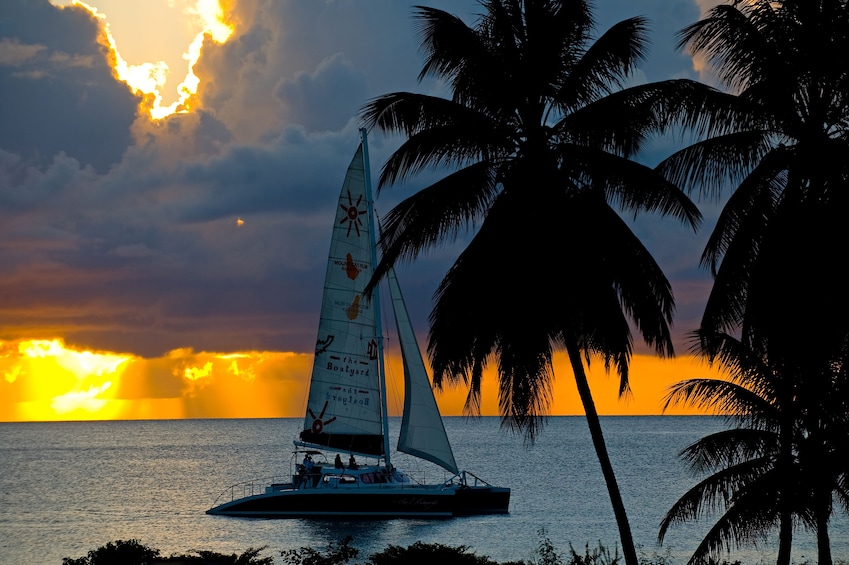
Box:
<box><xmin>56</xmin><ymin>0</ymin><xmax>234</xmax><ymax>119</ymax></box>
<box><xmin>0</xmin><ymin>337</ymin><xmax>725</xmax><ymax>423</ymax></box>
<box><xmin>0</xmin><ymin>339</ymin><xmax>315</xmax><ymax>422</ymax></box>
<box><xmin>2</xmin><ymin>339</ymin><xmax>131</xmax><ymax>421</ymax></box>
<box><xmin>3</xmin><ymin>2</ymin><xmax>721</xmax><ymax>424</ymax></box>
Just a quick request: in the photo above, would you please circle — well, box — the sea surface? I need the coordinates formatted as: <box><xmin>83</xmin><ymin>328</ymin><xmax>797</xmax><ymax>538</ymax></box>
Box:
<box><xmin>0</xmin><ymin>416</ymin><xmax>845</xmax><ymax>565</ymax></box>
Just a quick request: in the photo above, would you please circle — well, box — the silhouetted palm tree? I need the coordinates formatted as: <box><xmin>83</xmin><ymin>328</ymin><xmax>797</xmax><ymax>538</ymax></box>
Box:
<box><xmin>654</xmin><ymin>2</ymin><xmax>849</xmax><ymax>562</ymax></box>
<box><xmin>659</xmin><ymin>330</ymin><xmax>799</xmax><ymax>565</ymax></box>
<box><xmin>655</xmin><ymin>0</ymin><xmax>849</xmax><ymax>354</ymax></box>
<box><xmin>360</xmin><ymin>2</ymin><xmax>703</xmax><ymax>564</ymax></box>
<box><xmin>660</xmin><ymin>330</ymin><xmax>849</xmax><ymax>565</ymax></box>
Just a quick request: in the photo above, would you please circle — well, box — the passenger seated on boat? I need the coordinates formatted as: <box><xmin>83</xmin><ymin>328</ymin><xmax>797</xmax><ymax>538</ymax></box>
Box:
<box><xmin>348</xmin><ymin>454</ymin><xmax>358</xmax><ymax>469</ymax></box>
<box><xmin>335</xmin><ymin>454</ymin><xmax>343</xmax><ymax>469</ymax></box>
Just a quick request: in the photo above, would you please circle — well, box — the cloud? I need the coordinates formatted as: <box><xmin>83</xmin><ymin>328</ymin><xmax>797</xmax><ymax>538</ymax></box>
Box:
<box><xmin>0</xmin><ymin>37</ymin><xmax>47</xmax><ymax>65</ymax></box>
<box><xmin>0</xmin><ymin>0</ymin><xmax>713</xmax><ymax>363</ymax></box>
<box><xmin>274</xmin><ymin>53</ymin><xmax>367</xmax><ymax>132</ymax></box>
<box><xmin>0</xmin><ymin>1</ymin><xmax>140</xmax><ymax>172</ymax></box>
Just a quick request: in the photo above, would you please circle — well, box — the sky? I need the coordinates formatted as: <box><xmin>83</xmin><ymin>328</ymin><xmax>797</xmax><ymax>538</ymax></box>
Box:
<box><xmin>0</xmin><ymin>0</ymin><xmax>728</xmax><ymax>423</ymax></box>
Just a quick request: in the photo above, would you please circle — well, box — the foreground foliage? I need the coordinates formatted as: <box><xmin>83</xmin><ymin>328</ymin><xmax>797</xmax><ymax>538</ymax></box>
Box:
<box><xmin>64</xmin><ymin>535</ymin><xmax>807</xmax><ymax>565</ymax></box>
<box><xmin>62</xmin><ymin>539</ymin><xmax>273</xmax><ymax>565</ymax></box>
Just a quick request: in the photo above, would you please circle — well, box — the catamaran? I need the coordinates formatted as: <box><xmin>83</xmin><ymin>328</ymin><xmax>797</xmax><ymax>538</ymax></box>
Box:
<box><xmin>206</xmin><ymin>130</ymin><xmax>510</xmax><ymax>518</ymax></box>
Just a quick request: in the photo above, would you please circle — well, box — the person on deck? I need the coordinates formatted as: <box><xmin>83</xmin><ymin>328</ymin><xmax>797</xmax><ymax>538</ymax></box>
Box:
<box><xmin>348</xmin><ymin>454</ymin><xmax>358</xmax><ymax>469</ymax></box>
<box><xmin>299</xmin><ymin>454</ymin><xmax>314</xmax><ymax>488</ymax></box>
<box><xmin>335</xmin><ymin>454</ymin><xmax>343</xmax><ymax>469</ymax></box>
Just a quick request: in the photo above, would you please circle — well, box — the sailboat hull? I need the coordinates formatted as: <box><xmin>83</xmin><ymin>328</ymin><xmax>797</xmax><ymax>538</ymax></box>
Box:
<box><xmin>206</xmin><ymin>480</ymin><xmax>510</xmax><ymax>518</ymax></box>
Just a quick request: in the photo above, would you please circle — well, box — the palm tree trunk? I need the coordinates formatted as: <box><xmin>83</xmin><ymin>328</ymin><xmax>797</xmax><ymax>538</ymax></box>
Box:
<box><xmin>816</xmin><ymin>513</ymin><xmax>832</xmax><ymax>565</ymax></box>
<box><xmin>565</xmin><ymin>340</ymin><xmax>638</xmax><ymax>565</ymax></box>
<box><xmin>815</xmin><ymin>490</ymin><xmax>833</xmax><ymax>565</ymax></box>
<box><xmin>776</xmin><ymin>508</ymin><xmax>792</xmax><ymax>565</ymax></box>
<box><xmin>776</xmin><ymin>413</ymin><xmax>794</xmax><ymax>565</ymax></box>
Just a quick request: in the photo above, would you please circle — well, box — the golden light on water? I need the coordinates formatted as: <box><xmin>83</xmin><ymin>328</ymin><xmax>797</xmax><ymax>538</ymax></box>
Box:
<box><xmin>60</xmin><ymin>0</ymin><xmax>234</xmax><ymax>120</ymax></box>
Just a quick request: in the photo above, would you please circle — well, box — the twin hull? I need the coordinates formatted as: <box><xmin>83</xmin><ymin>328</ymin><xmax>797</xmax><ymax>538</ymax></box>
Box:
<box><xmin>206</xmin><ymin>482</ymin><xmax>510</xmax><ymax>518</ymax></box>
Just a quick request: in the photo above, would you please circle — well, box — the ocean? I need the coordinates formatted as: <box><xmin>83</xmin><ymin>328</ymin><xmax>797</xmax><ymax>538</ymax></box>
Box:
<box><xmin>0</xmin><ymin>416</ymin><xmax>845</xmax><ymax>565</ymax></box>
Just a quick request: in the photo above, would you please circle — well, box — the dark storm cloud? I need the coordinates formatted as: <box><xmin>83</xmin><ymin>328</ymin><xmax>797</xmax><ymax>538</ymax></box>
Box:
<box><xmin>274</xmin><ymin>53</ymin><xmax>368</xmax><ymax>132</ymax></box>
<box><xmin>174</xmin><ymin>128</ymin><xmax>355</xmax><ymax>222</ymax></box>
<box><xmin>0</xmin><ymin>0</ymin><xmax>139</xmax><ymax>172</ymax></box>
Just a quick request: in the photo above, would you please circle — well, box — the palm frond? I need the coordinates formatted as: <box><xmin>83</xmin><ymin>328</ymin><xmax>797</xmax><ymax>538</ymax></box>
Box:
<box><xmin>663</xmin><ymin>379</ymin><xmax>773</xmax><ymax>421</ymax></box>
<box><xmin>677</xmin><ymin>3</ymin><xmax>770</xmax><ymax>93</ymax></box>
<box><xmin>699</xmin><ymin>150</ymin><xmax>786</xmax><ymax>272</ymax></box>
<box><xmin>686</xmin><ymin>485</ymin><xmax>780</xmax><ymax>565</ymax></box>
<box><xmin>555</xmin><ymin>16</ymin><xmax>650</xmax><ymax>111</ymax></box>
<box><xmin>367</xmin><ymin>161</ymin><xmax>497</xmax><ymax>293</ymax></box>
<box><xmin>413</xmin><ymin>6</ymin><xmax>484</xmax><ymax>84</ymax></box>
<box><xmin>654</xmin><ymin>129</ymin><xmax>774</xmax><ymax>200</ymax></box>
<box><xmin>555</xmin><ymin>143</ymin><xmax>702</xmax><ymax>229</ymax></box>
<box><xmin>680</xmin><ymin>429</ymin><xmax>778</xmax><ymax>473</ymax></box>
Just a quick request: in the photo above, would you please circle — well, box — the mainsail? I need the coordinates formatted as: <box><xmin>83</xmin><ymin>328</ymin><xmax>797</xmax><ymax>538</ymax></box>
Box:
<box><xmin>300</xmin><ymin>142</ymin><xmax>384</xmax><ymax>456</ymax></box>
<box><xmin>300</xmin><ymin>130</ymin><xmax>458</xmax><ymax>473</ymax></box>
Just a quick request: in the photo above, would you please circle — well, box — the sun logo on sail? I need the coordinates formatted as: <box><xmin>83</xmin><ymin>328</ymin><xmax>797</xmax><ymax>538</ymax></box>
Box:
<box><xmin>339</xmin><ymin>190</ymin><xmax>366</xmax><ymax>237</ymax></box>
<box><xmin>308</xmin><ymin>401</ymin><xmax>336</xmax><ymax>434</ymax></box>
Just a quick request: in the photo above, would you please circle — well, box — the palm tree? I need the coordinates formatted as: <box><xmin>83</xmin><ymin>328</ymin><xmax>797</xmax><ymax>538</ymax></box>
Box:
<box><xmin>659</xmin><ymin>330</ymin><xmax>849</xmax><ymax>565</ymax></box>
<box><xmin>655</xmin><ymin>0</ymin><xmax>849</xmax><ymax>357</ymax></box>
<box><xmin>653</xmin><ymin>2</ymin><xmax>849</xmax><ymax>561</ymax></box>
<box><xmin>359</xmin><ymin>2</ymin><xmax>703</xmax><ymax>564</ymax></box>
<box><xmin>659</xmin><ymin>330</ymin><xmax>799</xmax><ymax>565</ymax></box>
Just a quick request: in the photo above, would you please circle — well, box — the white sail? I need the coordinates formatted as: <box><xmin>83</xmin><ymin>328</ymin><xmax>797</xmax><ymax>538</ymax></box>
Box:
<box><xmin>300</xmin><ymin>141</ymin><xmax>384</xmax><ymax>456</ymax></box>
<box><xmin>390</xmin><ymin>269</ymin><xmax>459</xmax><ymax>475</ymax></box>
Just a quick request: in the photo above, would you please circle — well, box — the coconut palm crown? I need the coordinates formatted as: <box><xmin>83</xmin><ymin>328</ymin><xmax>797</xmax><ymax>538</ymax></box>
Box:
<box><xmin>360</xmin><ymin>3</ymin><xmax>705</xmax><ymax>565</ymax></box>
<box><xmin>362</xmin><ymin>0</ymin><xmax>702</xmax><ymax>432</ymax></box>
<box><xmin>660</xmin><ymin>330</ymin><xmax>849</xmax><ymax>565</ymax></box>
<box><xmin>656</xmin><ymin>0</ymin><xmax>849</xmax><ymax>359</ymax></box>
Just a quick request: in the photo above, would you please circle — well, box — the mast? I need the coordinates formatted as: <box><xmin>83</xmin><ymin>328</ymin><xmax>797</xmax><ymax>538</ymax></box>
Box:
<box><xmin>361</xmin><ymin>128</ymin><xmax>392</xmax><ymax>469</ymax></box>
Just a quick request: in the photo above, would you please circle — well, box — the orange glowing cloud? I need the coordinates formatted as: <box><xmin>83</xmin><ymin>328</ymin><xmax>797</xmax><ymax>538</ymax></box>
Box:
<box><xmin>1</xmin><ymin>339</ymin><xmax>131</xmax><ymax>421</ymax></box>
<box><xmin>0</xmin><ymin>338</ymin><xmax>724</xmax><ymax>423</ymax></box>
<box><xmin>0</xmin><ymin>339</ymin><xmax>314</xmax><ymax>422</ymax></box>
<box><xmin>380</xmin><ymin>350</ymin><xmax>725</xmax><ymax>419</ymax></box>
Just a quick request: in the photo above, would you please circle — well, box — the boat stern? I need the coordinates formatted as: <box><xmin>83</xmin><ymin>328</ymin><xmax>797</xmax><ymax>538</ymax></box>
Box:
<box><xmin>451</xmin><ymin>485</ymin><xmax>511</xmax><ymax>515</ymax></box>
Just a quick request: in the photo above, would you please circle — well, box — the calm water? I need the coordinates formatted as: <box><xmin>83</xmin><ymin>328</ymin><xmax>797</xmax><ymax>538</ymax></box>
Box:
<box><xmin>0</xmin><ymin>417</ymin><xmax>845</xmax><ymax>565</ymax></box>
